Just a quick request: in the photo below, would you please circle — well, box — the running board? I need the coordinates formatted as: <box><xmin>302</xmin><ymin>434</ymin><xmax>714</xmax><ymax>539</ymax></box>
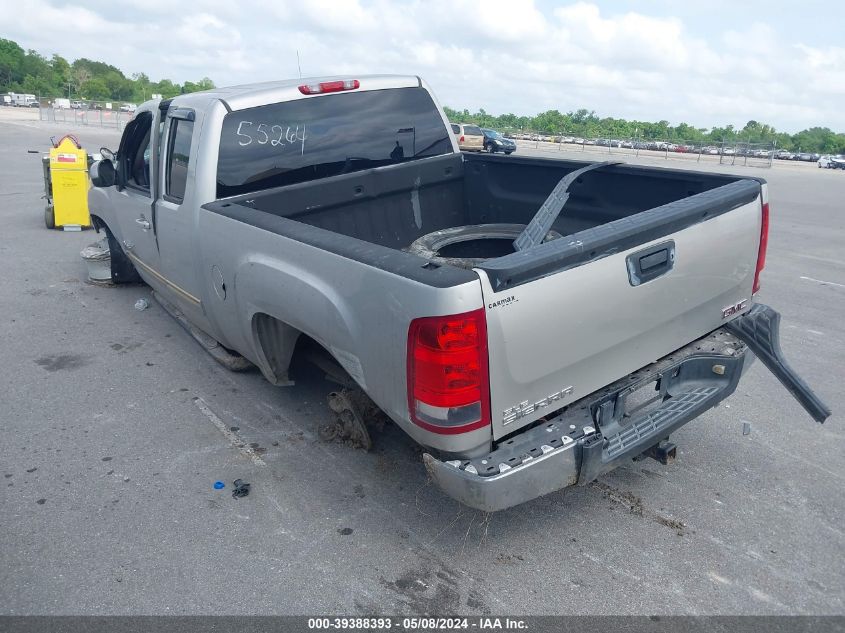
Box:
<box><xmin>726</xmin><ymin>303</ymin><xmax>831</xmax><ymax>423</ymax></box>
<box><xmin>152</xmin><ymin>291</ymin><xmax>253</xmax><ymax>372</ymax></box>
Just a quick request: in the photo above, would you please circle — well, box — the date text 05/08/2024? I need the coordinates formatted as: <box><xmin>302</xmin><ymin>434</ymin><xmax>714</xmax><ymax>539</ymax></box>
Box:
<box><xmin>307</xmin><ymin>617</ymin><xmax>529</xmax><ymax>630</ymax></box>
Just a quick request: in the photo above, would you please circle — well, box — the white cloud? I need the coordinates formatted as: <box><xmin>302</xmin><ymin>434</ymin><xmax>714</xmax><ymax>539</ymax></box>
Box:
<box><xmin>1</xmin><ymin>0</ymin><xmax>842</xmax><ymax>131</ymax></box>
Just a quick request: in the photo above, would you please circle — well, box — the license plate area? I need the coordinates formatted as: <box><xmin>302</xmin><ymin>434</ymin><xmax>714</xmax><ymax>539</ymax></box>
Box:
<box><xmin>621</xmin><ymin>379</ymin><xmax>663</xmax><ymax>419</ymax></box>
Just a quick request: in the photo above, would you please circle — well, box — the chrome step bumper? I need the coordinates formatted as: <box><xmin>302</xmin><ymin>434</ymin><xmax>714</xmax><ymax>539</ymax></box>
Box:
<box><xmin>424</xmin><ymin>304</ymin><xmax>830</xmax><ymax>511</ymax></box>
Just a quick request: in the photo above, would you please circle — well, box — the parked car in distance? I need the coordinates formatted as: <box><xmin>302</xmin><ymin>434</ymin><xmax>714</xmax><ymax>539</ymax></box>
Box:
<box><xmin>481</xmin><ymin>128</ymin><xmax>516</xmax><ymax>154</ymax></box>
<box><xmin>774</xmin><ymin>150</ymin><xmax>793</xmax><ymax>160</ymax></box>
<box><xmin>818</xmin><ymin>155</ymin><xmax>845</xmax><ymax>169</ymax></box>
<box><xmin>120</xmin><ymin>103</ymin><xmax>137</xmax><ymax>112</ymax></box>
<box><xmin>71</xmin><ymin>100</ymin><xmax>84</xmax><ymax>109</ymax></box>
<box><xmin>451</xmin><ymin>122</ymin><xmax>484</xmax><ymax>152</ymax></box>
<box><xmin>796</xmin><ymin>152</ymin><xmax>814</xmax><ymax>162</ymax></box>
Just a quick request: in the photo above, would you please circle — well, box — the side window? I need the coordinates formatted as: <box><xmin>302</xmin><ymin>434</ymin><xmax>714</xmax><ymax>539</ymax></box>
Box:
<box><xmin>123</xmin><ymin>112</ymin><xmax>152</xmax><ymax>193</ymax></box>
<box><xmin>165</xmin><ymin>118</ymin><xmax>194</xmax><ymax>203</ymax></box>
<box><xmin>451</xmin><ymin>124</ymin><xmax>460</xmax><ymax>134</ymax></box>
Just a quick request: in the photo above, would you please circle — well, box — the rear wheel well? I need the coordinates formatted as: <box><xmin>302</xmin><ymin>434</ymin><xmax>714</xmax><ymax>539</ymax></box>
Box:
<box><xmin>252</xmin><ymin>313</ymin><xmax>354</xmax><ymax>388</ymax></box>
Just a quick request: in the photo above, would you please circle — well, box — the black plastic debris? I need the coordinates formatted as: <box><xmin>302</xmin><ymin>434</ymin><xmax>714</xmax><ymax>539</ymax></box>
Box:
<box><xmin>232</xmin><ymin>479</ymin><xmax>251</xmax><ymax>498</ymax></box>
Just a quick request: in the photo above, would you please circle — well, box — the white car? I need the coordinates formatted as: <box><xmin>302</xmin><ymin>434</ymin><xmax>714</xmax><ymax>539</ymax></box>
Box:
<box><xmin>818</xmin><ymin>155</ymin><xmax>845</xmax><ymax>169</ymax></box>
<box><xmin>120</xmin><ymin>103</ymin><xmax>137</xmax><ymax>112</ymax></box>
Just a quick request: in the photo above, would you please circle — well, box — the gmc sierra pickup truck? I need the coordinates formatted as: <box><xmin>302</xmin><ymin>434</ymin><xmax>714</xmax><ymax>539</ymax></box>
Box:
<box><xmin>88</xmin><ymin>75</ymin><xmax>830</xmax><ymax>511</ymax></box>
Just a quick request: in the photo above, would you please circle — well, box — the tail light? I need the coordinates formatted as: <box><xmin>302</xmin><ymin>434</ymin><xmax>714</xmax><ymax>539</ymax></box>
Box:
<box><xmin>407</xmin><ymin>308</ymin><xmax>490</xmax><ymax>434</ymax></box>
<box><xmin>298</xmin><ymin>79</ymin><xmax>360</xmax><ymax>95</ymax></box>
<box><xmin>459</xmin><ymin>135</ymin><xmax>465</xmax><ymax>142</ymax></box>
<box><xmin>752</xmin><ymin>202</ymin><xmax>769</xmax><ymax>294</ymax></box>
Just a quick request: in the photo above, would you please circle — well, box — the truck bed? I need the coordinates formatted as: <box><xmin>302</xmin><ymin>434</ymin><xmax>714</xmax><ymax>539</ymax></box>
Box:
<box><xmin>210</xmin><ymin>153</ymin><xmax>754</xmax><ymax>270</ymax></box>
<box><xmin>204</xmin><ymin>152</ymin><xmax>765</xmax><ymax>441</ymax></box>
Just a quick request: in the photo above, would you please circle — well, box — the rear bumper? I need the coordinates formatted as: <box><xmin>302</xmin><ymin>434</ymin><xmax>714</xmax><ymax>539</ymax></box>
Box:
<box><xmin>424</xmin><ymin>328</ymin><xmax>751</xmax><ymax>511</ymax></box>
<box><xmin>425</xmin><ymin>304</ymin><xmax>831</xmax><ymax>512</ymax></box>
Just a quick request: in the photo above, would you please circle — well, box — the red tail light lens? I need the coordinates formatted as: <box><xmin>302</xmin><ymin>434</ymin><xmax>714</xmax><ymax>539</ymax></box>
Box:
<box><xmin>752</xmin><ymin>202</ymin><xmax>769</xmax><ymax>294</ymax></box>
<box><xmin>459</xmin><ymin>135</ymin><xmax>465</xmax><ymax>142</ymax></box>
<box><xmin>407</xmin><ymin>308</ymin><xmax>490</xmax><ymax>434</ymax></box>
<box><xmin>298</xmin><ymin>79</ymin><xmax>360</xmax><ymax>95</ymax></box>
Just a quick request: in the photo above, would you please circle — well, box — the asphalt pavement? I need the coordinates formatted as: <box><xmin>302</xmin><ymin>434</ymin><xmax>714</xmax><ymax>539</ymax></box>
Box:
<box><xmin>1</xmin><ymin>110</ymin><xmax>843</xmax><ymax>615</ymax></box>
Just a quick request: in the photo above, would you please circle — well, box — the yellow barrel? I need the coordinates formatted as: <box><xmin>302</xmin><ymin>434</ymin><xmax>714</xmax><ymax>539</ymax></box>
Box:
<box><xmin>49</xmin><ymin>135</ymin><xmax>91</xmax><ymax>228</ymax></box>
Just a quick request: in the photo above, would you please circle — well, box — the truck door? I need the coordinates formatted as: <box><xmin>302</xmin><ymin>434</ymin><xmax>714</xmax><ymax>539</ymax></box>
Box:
<box><xmin>113</xmin><ymin>110</ymin><xmax>162</xmax><ymax>284</ymax></box>
<box><xmin>153</xmin><ymin>107</ymin><xmax>208</xmax><ymax>328</ymax></box>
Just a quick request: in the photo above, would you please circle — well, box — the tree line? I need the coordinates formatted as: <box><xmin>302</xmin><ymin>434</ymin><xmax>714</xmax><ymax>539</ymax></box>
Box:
<box><xmin>2</xmin><ymin>37</ymin><xmax>841</xmax><ymax>154</ymax></box>
<box><xmin>443</xmin><ymin>106</ymin><xmax>845</xmax><ymax>155</ymax></box>
<box><xmin>0</xmin><ymin>38</ymin><xmax>214</xmax><ymax>103</ymax></box>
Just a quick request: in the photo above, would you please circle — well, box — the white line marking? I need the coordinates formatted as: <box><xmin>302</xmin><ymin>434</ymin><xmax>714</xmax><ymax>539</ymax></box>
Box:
<box><xmin>800</xmin><ymin>276</ymin><xmax>845</xmax><ymax>289</ymax></box>
<box><xmin>193</xmin><ymin>397</ymin><xmax>266</xmax><ymax>466</ymax></box>
<box><xmin>794</xmin><ymin>253</ymin><xmax>845</xmax><ymax>267</ymax></box>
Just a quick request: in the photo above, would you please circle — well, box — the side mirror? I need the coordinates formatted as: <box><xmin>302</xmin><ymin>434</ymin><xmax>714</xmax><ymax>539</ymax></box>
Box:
<box><xmin>90</xmin><ymin>159</ymin><xmax>116</xmax><ymax>188</ymax></box>
<box><xmin>100</xmin><ymin>147</ymin><xmax>115</xmax><ymax>161</ymax></box>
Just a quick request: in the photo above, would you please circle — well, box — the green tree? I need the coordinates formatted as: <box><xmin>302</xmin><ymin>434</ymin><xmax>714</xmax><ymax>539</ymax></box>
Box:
<box><xmin>51</xmin><ymin>54</ymin><xmax>71</xmax><ymax>94</ymax></box>
<box><xmin>81</xmin><ymin>78</ymin><xmax>110</xmax><ymax>100</ymax></box>
<box><xmin>0</xmin><ymin>38</ymin><xmax>25</xmax><ymax>88</ymax></box>
<box><xmin>21</xmin><ymin>74</ymin><xmax>53</xmax><ymax>97</ymax></box>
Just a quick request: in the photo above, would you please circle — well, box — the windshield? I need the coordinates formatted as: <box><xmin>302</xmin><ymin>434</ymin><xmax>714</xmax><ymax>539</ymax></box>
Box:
<box><xmin>217</xmin><ymin>87</ymin><xmax>452</xmax><ymax>198</ymax></box>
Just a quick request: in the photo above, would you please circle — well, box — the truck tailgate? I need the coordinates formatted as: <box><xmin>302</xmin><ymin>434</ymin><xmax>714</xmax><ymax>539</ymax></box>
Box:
<box><xmin>476</xmin><ymin>179</ymin><xmax>765</xmax><ymax>440</ymax></box>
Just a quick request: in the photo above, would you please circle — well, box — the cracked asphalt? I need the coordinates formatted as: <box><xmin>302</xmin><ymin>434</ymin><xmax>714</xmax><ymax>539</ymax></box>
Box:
<box><xmin>1</xmin><ymin>109</ymin><xmax>843</xmax><ymax>615</ymax></box>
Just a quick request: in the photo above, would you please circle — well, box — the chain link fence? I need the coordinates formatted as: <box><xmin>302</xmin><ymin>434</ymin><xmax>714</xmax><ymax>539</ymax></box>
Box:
<box><xmin>35</xmin><ymin>97</ymin><xmax>137</xmax><ymax>131</ymax></box>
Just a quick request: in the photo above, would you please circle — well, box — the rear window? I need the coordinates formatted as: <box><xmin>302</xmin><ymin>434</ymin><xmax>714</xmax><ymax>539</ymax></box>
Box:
<box><xmin>463</xmin><ymin>125</ymin><xmax>482</xmax><ymax>136</ymax></box>
<box><xmin>217</xmin><ymin>87</ymin><xmax>452</xmax><ymax>198</ymax></box>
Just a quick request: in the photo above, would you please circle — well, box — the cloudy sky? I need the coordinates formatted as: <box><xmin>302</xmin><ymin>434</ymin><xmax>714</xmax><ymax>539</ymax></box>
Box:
<box><xmin>1</xmin><ymin>0</ymin><xmax>843</xmax><ymax>132</ymax></box>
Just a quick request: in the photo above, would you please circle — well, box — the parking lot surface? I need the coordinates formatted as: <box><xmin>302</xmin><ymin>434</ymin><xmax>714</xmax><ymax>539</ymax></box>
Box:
<box><xmin>1</xmin><ymin>111</ymin><xmax>843</xmax><ymax>615</ymax></box>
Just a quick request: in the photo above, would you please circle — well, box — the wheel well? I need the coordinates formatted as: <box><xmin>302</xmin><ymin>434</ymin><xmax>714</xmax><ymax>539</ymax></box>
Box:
<box><xmin>90</xmin><ymin>214</ymin><xmax>106</xmax><ymax>233</ymax></box>
<box><xmin>89</xmin><ymin>216</ymin><xmax>141</xmax><ymax>284</ymax></box>
<box><xmin>252</xmin><ymin>313</ymin><xmax>353</xmax><ymax>388</ymax></box>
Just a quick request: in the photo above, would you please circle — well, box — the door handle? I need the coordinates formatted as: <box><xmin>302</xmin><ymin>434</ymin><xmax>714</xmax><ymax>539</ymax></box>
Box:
<box><xmin>135</xmin><ymin>218</ymin><xmax>151</xmax><ymax>230</ymax></box>
<box><xmin>626</xmin><ymin>240</ymin><xmax>675</xmax><ymax>286</ymax></box>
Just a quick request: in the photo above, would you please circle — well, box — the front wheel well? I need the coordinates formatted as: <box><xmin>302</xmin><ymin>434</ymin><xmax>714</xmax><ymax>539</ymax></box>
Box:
<box><xmin>89</xmin><ymin>216</ymin><xmax>141</xmax><ymax>284</ymax></box>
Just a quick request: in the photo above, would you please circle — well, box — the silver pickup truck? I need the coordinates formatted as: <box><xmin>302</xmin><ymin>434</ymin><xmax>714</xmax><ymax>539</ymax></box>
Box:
<box><xmin>88</xmin><ymin>75</ymin><xmax>829</xmax><ymax>511</ymax></box>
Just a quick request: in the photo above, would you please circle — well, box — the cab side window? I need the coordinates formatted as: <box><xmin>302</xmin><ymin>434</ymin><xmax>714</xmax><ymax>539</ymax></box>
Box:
<box><xmin>122</xmin><ymin>112</ymin><xmax>153</xmax><ymax>193</ymax></box>
<box><xmin>165</xmin><ymin>118</ymin><xmax>194</xmax><ymax>203</ymax></box>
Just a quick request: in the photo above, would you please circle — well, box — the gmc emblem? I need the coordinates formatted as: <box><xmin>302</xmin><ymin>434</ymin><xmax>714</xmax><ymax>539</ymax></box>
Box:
<box><xmin>722</xmin><ymin>299</ymin><xmax>748</xmax><ymax>319</ymax></box>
